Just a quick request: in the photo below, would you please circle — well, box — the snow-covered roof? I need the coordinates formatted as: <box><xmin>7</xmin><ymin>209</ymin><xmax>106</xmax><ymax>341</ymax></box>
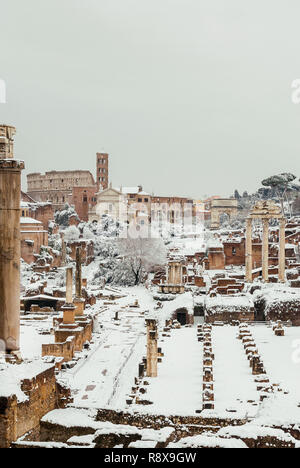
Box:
<box><xmin>206</xmin><ymin>295</ymin><xmax>254</xmax><ymax>313</ymax></box>
<box><xmin>207</xmin><ymin>239</ymin><xmax>223</xmax><ymax>249</ymax></box>
<box><xmin>253</xmin><ymin>287</ymin><xmax>300</xmax><ymax>309</ymax></box>
<box><xmin>21</xmin><ymin>294</ymin><xmax>63</xmax><ymax>302</ymax></box>
<box><xmin>138</xmin><ymin>191</ymin><xmax>150</xmax><ymax>196</ymax></box>
<box><xmin>115</xmin><ymin>187</ymin><xmax>149</xmax><ymax>195</ymax></box>
<box><xmin>20</xmin><ymin>217</ymin><xmax>42</xmax><ymax>224</ymax></box>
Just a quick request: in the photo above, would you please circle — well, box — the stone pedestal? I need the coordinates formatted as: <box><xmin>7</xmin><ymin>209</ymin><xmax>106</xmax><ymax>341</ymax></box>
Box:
<box><xmin>62</xmin><ymin>304</ymin><xmax>76</xmax><ymax>325</ymax></box>
<box><xmin>0</xmin><ymin>158</ymin><xmax>24</xmax><ymax>352</ymax></box>
<box><xmin>74</xmin><ymin>297</ymin><xmax>85</xmax><ymax>316</ymax></box>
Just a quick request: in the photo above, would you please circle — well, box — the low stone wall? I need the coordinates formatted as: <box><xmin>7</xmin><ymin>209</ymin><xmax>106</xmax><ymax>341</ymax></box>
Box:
<box><xmin>0</xmin><ymin>366</ymin><xmax>57</xmax><ymax>448</ymax></box>
<box><xmin>54</xmin><ymin>318</ymin><xmax>93</xmax><ymax>353</ymax></box>
<box><xmin>40</xmin><ymin>420</ymin><xmax>96</xmax><ymax>443</ymax></box>
<box><xmin>205</xmin><ymin>312</ymin><xmax>254</xmax><ymax>324</ymax></box>
<box><xmin>95</xmin><ymin>408</ymin><xmax>246</xmax><ymax>431</ymax></box>
<box><xmin>254</xmin><ymin>295</ymin><xmax>300</xmax><ymax>326</ymax></box>
<box><xmin>42</xmin><ymin>336</ymin><xmax>75</xmax><ymax>362</ymax></box>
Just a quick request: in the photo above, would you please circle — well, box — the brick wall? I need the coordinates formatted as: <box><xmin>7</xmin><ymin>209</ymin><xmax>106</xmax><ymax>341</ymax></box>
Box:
<box><xmin>0</xmin><ymin>366</ymin><xmax>57</xmax><ymax>448</ymax></box>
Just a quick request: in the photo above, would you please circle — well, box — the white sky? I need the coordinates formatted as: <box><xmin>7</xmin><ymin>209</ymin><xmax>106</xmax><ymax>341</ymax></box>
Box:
<box><xmin>1</xmin><ymin>0</ymin><xmax>300</xmax><ymax>198</ymax></box>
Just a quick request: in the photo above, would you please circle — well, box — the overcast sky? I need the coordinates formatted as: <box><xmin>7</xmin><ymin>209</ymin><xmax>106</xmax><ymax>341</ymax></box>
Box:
<box><xmin>1</xmin><ymin>0</ymin><xmax>300</xmax><ymax>198</ymax></box>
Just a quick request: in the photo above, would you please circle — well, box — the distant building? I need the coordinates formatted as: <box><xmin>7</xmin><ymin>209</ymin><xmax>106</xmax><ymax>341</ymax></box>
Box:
<box><xmin>20</xmin><ymin>217</ymin><xmax>48</xmax><ymax>264</ymax></box>
<box><xmin>27</xmin><ymin>153</ymin><xmax>109</xmax><ymax>221</ymax></box>
<box><xmin>89</xmin><ymin>185</ymin><xmax>150</xmax><ymax>225</ymax></box>
<box><xmin>21</xmin><ymin>191</ymin><xmax>54</xmax><ymax>230</ymax></box>
<box><xmin>96</xmin><ymin>152</ymin><xmax>109</xmax><ymax>191</ymax></box>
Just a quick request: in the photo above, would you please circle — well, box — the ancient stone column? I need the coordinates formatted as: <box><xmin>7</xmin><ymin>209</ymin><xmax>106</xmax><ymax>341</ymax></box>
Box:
<box><xmin>178</xmin><ymin>264</ymin><xmax>183</xmax><ymax>284</ymax></box>
<box><xmin>0</xmin><ymin>126</ymin><xmax>24</xmax><ymax>353</ymax></box>
<box><xmin>146</xmin><ymin>319</ymin><xmax>158</xmax><ymax>377</ymax></box>
<box><xmin>278</xmin><ymin>218</ymin><xmax>286</xmax><ymax>282</ymax></box>
<box><xmin>66</xmin><ymin>267</ymin><xmax>73</xmax><ymax>304</ymax></box>
<box><xmin>262</xmin><ymin>218</ymin><xmax>269</xmax><ymax>283</ymax></box>
<box><xmin>168</xmin><ymin>263</ymin><xmax>175</xmax><ymax>284</ymax></box>
<box><xmin>74</xmin><ymin>247</ymin><xmax>85</xmax><ymax>316</ymax></box>
<box><xmin>245</xmin><ymin>218</ymin><xmax>253</xmax><ymax>283</ymax></box>
<box><xmin>63</xmin><ymin>267</ymin><xmax>76</xmax><ymax>324</ymax></box>
<box><xmin>75</xmin><ymin>247</ymin><xmax>82</xmax><ymax>298</ymax></box>
<box><xmin>61</xmin><ymin>232</ymin><xmax>66</xmax><ymax>266</ymax></box>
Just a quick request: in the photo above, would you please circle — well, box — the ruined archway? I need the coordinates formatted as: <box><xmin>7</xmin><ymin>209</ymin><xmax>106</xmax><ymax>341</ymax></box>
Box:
<box><xmin>210</xmin><ymin>199</ymin><xmax>238</xmax><ymax>230</ymax></box>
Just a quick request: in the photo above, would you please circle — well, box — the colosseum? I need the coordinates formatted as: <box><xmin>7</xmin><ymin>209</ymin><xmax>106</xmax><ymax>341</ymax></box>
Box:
<box><xmin>27</xmin><ymin>170</ymin><xmax>96</xmax><ymax>211</ymax></box>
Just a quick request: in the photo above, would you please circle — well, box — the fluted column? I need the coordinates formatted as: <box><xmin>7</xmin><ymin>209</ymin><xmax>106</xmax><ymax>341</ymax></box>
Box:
<box><xmin>278</xmin><ymin>218</ymin><xmax>286</xmax><ymax>282</ymax></box>
<box><xmin>245</xmin><ymin>218</ymin><xmax>253</xmax><ymax>282</ymax></box>
<box><xmin>262</xmin><ymin>218</ymin><xmax>269</xmax><ymax>282</ymax></box>
<box><xmin>0</xmin><ymin>158</ymin><xmax>24</xmax><ymax>352</ymax></box>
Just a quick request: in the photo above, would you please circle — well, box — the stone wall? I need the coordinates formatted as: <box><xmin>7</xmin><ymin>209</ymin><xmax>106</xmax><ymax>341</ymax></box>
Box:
<box><xmin>205</xmin><ymin>311</ymin><xmax>254</xmax><ymax>324</ymax></box>
<box><xmin>0</xmin><ymin>366</ymin><xmax>57</xmax><ymax>448</ymax></box>
<box><xmin>20</xmin><ymin>220</ymin><xmax>48</xmax><ymax>264</ymax></box>
<box><xmin>208</xmin><ymin>247</ymin><xmax>225</xmax><ymax>270</ymax></box>
<box><xmin>27</xmin><ymin>170</ymin><xmax>96</xmax><ymax>211</ymax></box>
<box><xmin>42</xmin><ymin>336</ymin><xmax>75</xmax><ymax>362</ymax></box>
<box><xmin>72</xmin><ymin>186</ymin><xmax>97</xmax><ymax>221</ymax></box>
<box><xmin>96</xmin><ymin>408</ymin><xmax>245</xmax><ymax>431</ymax></box>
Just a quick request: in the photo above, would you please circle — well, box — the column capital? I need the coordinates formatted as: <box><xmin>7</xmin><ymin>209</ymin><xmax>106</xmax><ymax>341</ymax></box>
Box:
<box><xmin>262</xmin><ymin>217</ymin><xmax>269</xmax><ymax>227</ymax></box>
<box><xmin>0</xmin><ymin>159</ymin><xmax>25</xmax><ymax>171</ymax></box>
<box><xmin>279</xmin><ymin>218</ymin><xmax>286</xmax><ymax>227</ymax></box>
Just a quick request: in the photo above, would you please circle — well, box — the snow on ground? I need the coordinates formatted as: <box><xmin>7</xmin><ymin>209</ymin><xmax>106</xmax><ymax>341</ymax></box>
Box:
<box><xmin>14</xmin><ymin>280</ymin><xmax>300</xmax><ymax>422</ymax></box>
<box><xmin>131</xmin><ymin>325</ymin><xmax>261</xmax><ymax>418</ymax></box>
<box><xmin>67</xmin><ymin>312</ymin><xmax>146</xmax><ymax>408</ymax></box>
<box><xmin>20</xmin><ymin>316</ymin><xmax>54</xmax><ymax>360</ymax></box>
<box><xmin>251</xmin><ymin>325</ymin><xmax>300</xmax><ymax>426</ymax></box>
<box><xmin>132</xmin><ymin>327</ymin><xmax>203</xmax><ymax>416</ymax></box>
<box><xmin>63</xmin><ymin>287</ymin><xmax>157</xmax><ymax>409</ymax></box>
<box><xmin>212</xmin><ymin>326</ymin><xmax>259</xmax><ymax>419</ymax></box>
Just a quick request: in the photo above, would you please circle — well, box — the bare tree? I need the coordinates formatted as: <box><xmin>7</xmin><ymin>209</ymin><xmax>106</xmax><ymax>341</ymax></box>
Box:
<box><xmin>118</xmin><ymin>237</ymin><xmax>167</xmax><ymax>285</ymax></box>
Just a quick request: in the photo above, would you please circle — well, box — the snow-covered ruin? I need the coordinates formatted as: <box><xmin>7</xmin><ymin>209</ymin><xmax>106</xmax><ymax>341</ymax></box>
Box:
<box><xmin>1</xmin><ymin>125</ymin><xmax>300</xmax><ymax>450</ymax></box>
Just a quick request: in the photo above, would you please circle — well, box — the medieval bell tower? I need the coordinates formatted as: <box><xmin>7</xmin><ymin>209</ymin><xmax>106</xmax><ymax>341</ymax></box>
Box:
<box><xmin>96</xmin><ymin>152</ymin><xmax>109</xmax><ymax>191</ymax></box>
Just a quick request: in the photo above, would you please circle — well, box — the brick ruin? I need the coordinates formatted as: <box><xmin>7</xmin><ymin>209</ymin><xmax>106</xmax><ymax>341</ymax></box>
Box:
<box><xmin>0</xmin><ymin>364</ymin><xmax>71</xmax><ymax>448</ymax></box>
